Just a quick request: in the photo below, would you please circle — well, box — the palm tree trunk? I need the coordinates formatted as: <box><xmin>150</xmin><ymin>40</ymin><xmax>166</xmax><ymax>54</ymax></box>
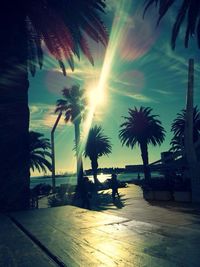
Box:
<box><xmin>184</xmin><ymin>59</ymin><xmax>200</xmax><ymax>202</ymax></box>
<box><xmin>140</xmin><ymin>142</ymin><xmax>151</xmax><ymax>181</ymax></box>
<box><xmin>91</xmin><ymin>158</ymin><xmax>99</xmax><ymax>186</ymax></box>
<box><xmin>0</xmin><ymin>8</ymin><xmax>30</xmax><ymax>211</ymax></box>
<box><xmin>74</xmin><ymin>122</ymin><xmax>84</xmax><ymax>186</ymax></box>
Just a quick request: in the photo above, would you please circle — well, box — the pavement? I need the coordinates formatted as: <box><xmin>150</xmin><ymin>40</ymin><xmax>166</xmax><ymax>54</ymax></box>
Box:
<box><xmin>0</xmin><ymin>184</ymin><xmax>200</xmax><ymax>266</ymax></box>
<box><xmin>0</xmin><ymin>214</ymin><xmax>56</xmax><ymax>267</ymax></box>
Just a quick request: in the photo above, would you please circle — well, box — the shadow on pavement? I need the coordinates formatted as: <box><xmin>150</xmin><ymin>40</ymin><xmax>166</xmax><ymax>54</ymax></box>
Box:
<box><xmin>147</xmin><ymin>200</ymin><xmax>200</xmax><ymax>215</ymax></box>
<box><xmin>90</xmin><ymin>191</ymin><xmax>127</xmax><ymax>211</ymax></box>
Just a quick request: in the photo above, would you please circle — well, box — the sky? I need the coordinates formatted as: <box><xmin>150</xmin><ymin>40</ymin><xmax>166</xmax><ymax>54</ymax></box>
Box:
<box><xmin>29</xmin><ymin>0</ymin><xmax>200</xmax><ymax>176</ymax></box>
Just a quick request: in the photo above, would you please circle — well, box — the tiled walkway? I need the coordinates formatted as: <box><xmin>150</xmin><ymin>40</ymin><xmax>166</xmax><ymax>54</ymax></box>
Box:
<box><xmin>1</xmin><ymin>185</ymin><xmax>200</xmax><ymax>266</ymax></box>
<box><xmin>0</xmin><ymin>214</ymin><xmax>56</xmax><ymax>266</ymax></box>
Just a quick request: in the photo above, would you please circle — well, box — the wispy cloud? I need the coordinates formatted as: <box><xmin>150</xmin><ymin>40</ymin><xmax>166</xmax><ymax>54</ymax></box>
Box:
<box><xmin>112</xmin><ymin>70</ymin><xmax>145</xmax><ymax>91</ymax></box>
<box><xmin>152</xmin><ymin>89</ymin><xmax>173</xmax><ymax>95</ymax></box>
<box><xmin>110</xmin><ymin>86</ymin><xmax>156</xmax><ymax>103</ymax></box>
<box><xmin>30</xmin><ymin>103</ymin><xmax>66</xmax><ymax>131</ymax></box>
<box><xmin>128</xmin><ymin>93</ymin><xmax>157</xmax><ymax>103</ymax></box>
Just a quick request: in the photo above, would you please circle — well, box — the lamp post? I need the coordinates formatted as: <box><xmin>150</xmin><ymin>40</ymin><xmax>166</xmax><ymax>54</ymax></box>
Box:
<box><xmin>51</xmin><ymin>111</ymin><xmax>62</xmax><ymax>193</ymax></box>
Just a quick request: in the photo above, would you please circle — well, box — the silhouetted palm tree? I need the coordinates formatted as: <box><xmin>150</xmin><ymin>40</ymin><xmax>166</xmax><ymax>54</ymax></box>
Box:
<box><xmin>55</xmin><ymin>85</ymin><xmax>86</xmax><ymax>186</ymax></box>
<box><xmin>29</xmin><ymin>131</ymin><xmax>52</xmax><ymax>173</ymax></box>
<box><xmin>119</xmin><ymin>107</ymin><xmax>165</xmax><ymax>180</ymax></box>
<box><xmin>170</xmin><ymin>106</ymin><xmax>200</xmax><ymax>152</ymax></box>
<box><xmin>0</xmin><ymin>1</ymin><xmax>107</xmax><ymax>210</ymax></box>
<box><xmin>84</xmin><ymin>125</ymin><xmax>112</xmax><ymax>185</ymax></box>
<box><xmin>144</xmin><ymin>0</ymin><xmax>200</xmax><ymax>49</ymax></box>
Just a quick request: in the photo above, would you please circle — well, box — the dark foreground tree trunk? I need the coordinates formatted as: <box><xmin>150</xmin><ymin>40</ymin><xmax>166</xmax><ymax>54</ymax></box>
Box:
<box><xmin>0</xmin><ymin>5</ymin><xmax>30</xmax><ymax>211</ymax></box>
<box><xmin>140</xmin><ymin>142</ymin><xmax>151</xmax><ymax>181</ymax></box>
<box><xmin>91</xmin><ymin>158</ymin><xmax>99</xmax><ymax>186</ymax></box>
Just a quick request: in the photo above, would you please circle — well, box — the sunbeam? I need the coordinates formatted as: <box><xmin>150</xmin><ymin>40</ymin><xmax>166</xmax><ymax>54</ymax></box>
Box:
<box><xmin>81</xmin><ymin>0</ymin><xmax>132</xmax><ymax>152</ymax></box>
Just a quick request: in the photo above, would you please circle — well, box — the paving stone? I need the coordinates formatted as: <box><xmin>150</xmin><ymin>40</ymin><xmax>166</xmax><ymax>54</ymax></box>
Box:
<box><xmin>0</xmin><ymin>214</ymin><xmax>56</xmax><ymax>267</ymax></box>
<box><xmin>8</xmin><ymin>185</ymin><xmax>200</xmax><ymax>266</ymax></box>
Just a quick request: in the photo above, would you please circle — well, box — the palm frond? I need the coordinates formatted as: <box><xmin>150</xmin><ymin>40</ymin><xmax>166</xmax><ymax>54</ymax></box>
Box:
<box><xmin>29</xmin><ymin>131</ymin><xmax>52</xmax><ymax>173</ymax></box>
<box><xmin>119</xmin><ymin>106</ymin><xmax>165</xmax><ymax>149</ymax></box>
<box><xmin>27</xmin><ymin>0</ymin><xmax>108</xmax><ymax>75</ymax></box>
<box><xmin>55</xmin><ymin>85</ymin><xmax>86</xmax><ymax>124</ymax></box>
<box><xmin>144</xmin><ymin>0</ymin><xmax>200</xmax><ymax>49</ymax></box>
<box><xmin>84</xmin><ymin>125</ymin><xmax>112</xmax><ymax>160</ymax></box>
<box><xmin>170</xmin><ymin>106</ymin><xmax>200</xmax><ymax>151</ymax></box>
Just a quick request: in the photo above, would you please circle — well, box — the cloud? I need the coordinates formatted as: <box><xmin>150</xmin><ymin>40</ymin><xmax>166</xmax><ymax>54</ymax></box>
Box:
<box><xmin>110</xmin><ymin>86</ymin><xmax>156</xmax><ymax>103</ymax></box>
<box><xmin>114</xmin><ymin>70</ymin><xmax>145</xmax><ymax>91</ymax></box>
<box><xmin>152</xmin><ymin>89</ymin><xmax>173</xmax><ymax>95</ymax></box>
<box><xmin>127</xmin><ymin>93</ymin><xmax>157</xmax><ymax>103</ymax></box>
<box><xmin>118</xmin><ymin>6</ymin><xmax>159</xmax><ymax>62</ymax></box>
<box><xmin>48</xmin><ymin>62</ymin><xmax>104</xmax><ymax>94</ymax></box>
<box><xmin>30</xmin><ymin>103</ymin><xmax>66</xmax><ymax>131</ymax></box>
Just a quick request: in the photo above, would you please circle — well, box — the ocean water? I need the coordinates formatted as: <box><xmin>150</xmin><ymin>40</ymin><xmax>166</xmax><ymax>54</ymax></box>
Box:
<box><xmin>30</xmin><ymin>172</ymin><xmax>148</xmax><ymax>189</ymax></box>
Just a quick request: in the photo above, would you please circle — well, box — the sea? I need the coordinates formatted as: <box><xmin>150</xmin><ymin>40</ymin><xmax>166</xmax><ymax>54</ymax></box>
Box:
<box><xmin>30</xmin><ymin>172</ymin><xmax>161</xmax><ymax>189</ymax></box>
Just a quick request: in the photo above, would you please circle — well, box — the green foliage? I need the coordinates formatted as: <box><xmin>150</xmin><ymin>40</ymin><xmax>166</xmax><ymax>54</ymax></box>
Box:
<box><xmin>48</xmin><ymin>194</ymin><xmax>70</xmax><ymax>207</ymax></box>
<box><xmin>25</xmin><ymin>0</ymin><xmax>108</xmax><ymax>76</ymax></box>
<box><xmin>29</xmin><ymin>131</ymin><xmax>52</xmax><ymax>173</ymax></box>
<box><xmin>170</xmin><ymin>106</ymin><xmax>200</xmax><ymax>151</ymax></box>
<box><xmin>55</xmin><ymin>85</ymin><xmax>86</xmax><ymax>125</ymax></box>
<box><xmin>55</xmin><ymin>85</ymin><xmax>85</xmax><ymax>184</ymax></box>
<box><xmin>84</xmin><ymin>125</ymin><xmax>112</xmax><ymax>184</ymax></box>
<box><xmin>84</xmin><ymin>125</ymin><xmax>112</xmax><ymax>160</ymax></box>
<box><xmin>144</xmin><ymin>0</ymin><xmax>200</xmax><ymax>50</ymax></box>
<box><xmin>48</xmin><ymin>184</ymin><xmax>76</xmax><ymax>207</ymax></box>
<box><xmin>31</xmin><ymin>183</ymin><xmax>52</xmax><ymax>196</ymax></box>
<box><xmin>119</xmin><ymin>107</ymin><xmax>165</xmax><ymax>148</ymax></box>
<box><xmin>119</xmin><ymin>107</ymin><xmax>165</xmax><ymax>180</ymax></box>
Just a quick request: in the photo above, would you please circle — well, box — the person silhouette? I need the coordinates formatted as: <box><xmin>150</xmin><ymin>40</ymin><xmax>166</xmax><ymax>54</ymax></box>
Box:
<box><xmin>80</xmin><ymin>176</ymin><xmax>91</xmax><ymax>209</ymax></box>
<box><xmin>110</xmin><ymin>173</ymin><xmax>120</xmax><ymax>201</ymax></box>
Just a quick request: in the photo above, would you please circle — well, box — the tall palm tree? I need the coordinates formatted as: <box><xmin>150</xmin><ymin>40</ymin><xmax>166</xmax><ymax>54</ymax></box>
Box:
<box><xmin>119</xmin><ymin>107</ymin><xmax>165</xmax><ymax>180</ymax></box>
<box><xmin>55</xmin><ymin>85</ymin><xmax>86</xmax><ymax>186</ymax></box>
<box><xmin>0</xmin><ymin>1</ymin><xmax>107</xmax><ymax>211</ymax></box>
<box><xmin>84</xmin><ymin>125</ymin><xmax>112</xmax><ymax>185</ymax></box>
<box><xmin>29</xmin><ymin>131</ymin><xmax>52</xmax><ymax>174</ymax></box>
<box><xmin>144</xmin><ymin>0</ymin><xmax>200</xmax><ymax>50</ymax></box>
<box><xmin>144</xmin><ymin>2</ymin><xmax>200</xmax><ymax>201</ymax></box>
<box><xmin>170</xmin><ymin>106</ymin><xmax>200</xmax><ymax>152</ymax></box>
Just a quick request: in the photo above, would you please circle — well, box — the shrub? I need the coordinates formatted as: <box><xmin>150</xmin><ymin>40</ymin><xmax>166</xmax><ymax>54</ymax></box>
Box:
<box><xmin>32</xmin><ymin>183</ymin><xmax>52</xmax><ymax>196</ymax></box>
<box><xmin>48</xmin><ymin>194</ymin><xmax>70</xmax><ymax>207</ymax></box>
<box><xmin>48</xmin><ymin>184</ymin><xmax>76</xmax><ymax>207</ymax></box>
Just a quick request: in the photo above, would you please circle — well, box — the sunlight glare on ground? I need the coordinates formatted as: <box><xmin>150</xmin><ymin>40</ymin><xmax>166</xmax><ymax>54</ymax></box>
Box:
<box><xmin>98</xmin><ymin>173</ymin><xmax>106</xmax><ymax>183</ymax></box>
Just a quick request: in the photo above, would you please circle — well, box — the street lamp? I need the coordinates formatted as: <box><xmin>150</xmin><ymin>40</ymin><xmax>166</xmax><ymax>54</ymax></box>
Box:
<box><xmin>51</xmin><ymin>111</ymin><xmax>62</xmax><ymax>193</ymax></box>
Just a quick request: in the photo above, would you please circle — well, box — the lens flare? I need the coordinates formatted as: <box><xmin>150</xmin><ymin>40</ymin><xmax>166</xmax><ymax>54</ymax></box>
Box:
<box><xmin>87</xmin><ymin>82</ymin><xmax>106</xmax><ymax>108</ymax></box>
<box><xmin>119</xmin><ymin>7</ymin><xmax>160</xmax><ymax>61</ymax></box>
<box><xmin>80</xmin><ymin>0</ymin><xmax>132</xmax><ymax>150</ymax></box>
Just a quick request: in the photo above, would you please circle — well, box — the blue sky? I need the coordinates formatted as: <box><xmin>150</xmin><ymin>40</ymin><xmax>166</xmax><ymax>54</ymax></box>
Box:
<box><xmin>29</xmin><ymin>0</ymin><xmax>200</xmax><ymax>176</ymax></box>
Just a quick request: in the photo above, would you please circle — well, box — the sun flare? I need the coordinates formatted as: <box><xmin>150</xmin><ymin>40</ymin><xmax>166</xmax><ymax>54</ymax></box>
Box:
<box><xmin>88</xmin><ymin>86</ymin><xmax>106</xmax><ymax>108</ymax></box>
<box><xmin>79</xmin><ymin>0</ymin><xmax>131</xmax><ymax>154</ymax></box>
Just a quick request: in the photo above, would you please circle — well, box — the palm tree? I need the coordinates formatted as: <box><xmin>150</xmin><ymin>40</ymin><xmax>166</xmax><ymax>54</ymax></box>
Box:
<box><xmin>170</xmin><ymin>106</ymin><xmax>200</xmax><ymax>152</ymax></box>
<box><xmin>84</xmin><ymin>125</ymin><xmax>112</xmax><ymax>185</ymax></box>
<box><xmin>55</xmin><ymin>85</ymin><xmax>86</xmax><ymax>186</ymax></box>
<box><xmin>144</xmin><ymin>0</ymin><xmax>200</xmax><ymax>50</ymax></box>
<box><xmin>29</xmin><ymin>131</ymin><xmax>52</xmax><ymax>174</ymax></box>
<box><xmin>0</xmin><ymin>1</ymin><xmax>107</xmax><ymax>211</ymax></box>
<box><xmin>119</xmin><ymin>107</ymin><xmax>165</xmax><ymax>180</ymax></box>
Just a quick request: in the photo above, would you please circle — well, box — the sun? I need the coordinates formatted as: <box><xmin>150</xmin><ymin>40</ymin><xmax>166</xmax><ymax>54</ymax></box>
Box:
<box><xmin>80</xmin><ymin>0</ymin><xmax>131</xmax><ymax>150</ymax></box>
<box><xmin>88</xmin><ymin>84</ymin><xmax>106</xmax><ymax>108</ymax></box>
